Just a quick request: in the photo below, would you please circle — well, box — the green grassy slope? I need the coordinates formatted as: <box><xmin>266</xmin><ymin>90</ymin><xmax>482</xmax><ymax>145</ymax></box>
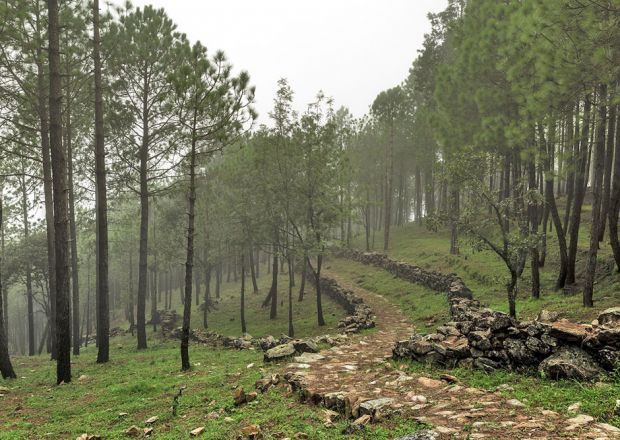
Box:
<box><xmin>0</xmin><ymin>338</ymin><xmax>428</xmax><ymax>439</ymax></box>
<box><xmin>350</xmin><ymin>213</ymin><xmax>620</xmax><ymax>323</ymax></box>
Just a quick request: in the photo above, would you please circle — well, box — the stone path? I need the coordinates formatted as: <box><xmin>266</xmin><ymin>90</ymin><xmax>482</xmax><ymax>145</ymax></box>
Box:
<box><xmin>282</xmin><ymin>270</ymin><xmax>620</xmax><ymax>440</ymax></box>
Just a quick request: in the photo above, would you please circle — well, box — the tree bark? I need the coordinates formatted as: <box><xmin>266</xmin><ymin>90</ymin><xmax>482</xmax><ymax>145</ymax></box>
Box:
<box><xmin>609</xmin><ymin>105</ymin><xmax>620</xmax><ymax>271</ymax></box>
<box><xmin>528</xmin><ymin>156</ymin><xmax>540</xmax><ymax>299</ymax></box>
<box><xmin>240</xmin><ymin>254</ymin><xmax>246</xmax><ymax>335</ymax></box>
<box><xmin>599</xmin><ymin>92</ymin><xmax>615</xmax><ymax>242</ymax></box>
<box><xmin>36</xmin><ymin>37</ymin><xmax>57</xmax><ymax>362</ymax></box>
<box><xmin>48</xmin><ymin>0</ymin><xmax>71</xmax><ymax>384</ymax></box>
<box><xmin>583</xmin><ymin>86</ymin><xmax>607</xmax><ymax>307</ymax></box>
<box><xmin>0</xmin><ymin>187</ymin><xmax>16</xmax><ymax>379</ymax></box>
<box><xmin>315</xmin><ymin>254</ymin><xmax>325</xmax><ymax>326</ymax></box>
<box><xmin>93</xmin><ymin>0</ymin><xmax>109</xmax><ymax>362</ymax></box>
<box><xmin>181</xmin><ymin>124</ymin><xmax>197</xmax><ymax>371</ymax></box>
<box><xmin>298</xmin><ymin>254</ymin><xmax>307</xmax><ymax>302</ymax></box>
<box><xmin>567</xmin><ymin>97</ymin><xmax>592</xmax><ymax>285</ymax></box>
<box><xmin>66</xmin><ymin>99</ymin><xmax>80</xmax><ymax>356</ymax></box>
<box><xmin>249</xmin><ymin>248</ymin><xmax>258</xmax><ymax>294</ymax></box>
<box><xmin>19</xmin><ymin>171</ymin><xmax>35</xmax><ymax>356</ymax></box>
<box><xmin>287</xmin><ymin>254</ymin><xmax>294</xmax><ymax>338</ymax></box>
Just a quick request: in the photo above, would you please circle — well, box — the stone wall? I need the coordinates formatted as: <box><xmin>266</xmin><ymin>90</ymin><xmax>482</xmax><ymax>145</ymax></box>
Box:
<box><xmin>394</xmin><ymin>298</ymin><xmax>620</xmax><ymax>381</ymax></box>
<box><xmin>307</xmin><ymin>274</ymin><xmax>375</xmax><ymax>333</ymax></box>
<box><xmin>334</xmin><ymin>248</ymin><xmax>472</xmax><ymax>300</ymax></box>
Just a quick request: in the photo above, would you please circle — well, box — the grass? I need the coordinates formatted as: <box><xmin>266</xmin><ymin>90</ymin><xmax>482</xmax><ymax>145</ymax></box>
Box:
<box><xmin>325</xmin><ymin>259</ymin><xmax>449</xmax><ymax>332</ymax></box>
<box><xmin>351</xmin><ymin>216</ymin><xmax>620</xmax><ymax>324</ymax></box>
<box><xmin>109</xmin><ymin>270</ymin><xmax>345</xmax><ymax>340</ymax></box>
<box><xmin>0</xmin><ymin>337</ymin><xmax>430</xmax><ymax>439</ymax></box>
<box><xmin>398</xmin><ymin>361</ymin><xmax>620</xmax><ymax>429</ymax></box>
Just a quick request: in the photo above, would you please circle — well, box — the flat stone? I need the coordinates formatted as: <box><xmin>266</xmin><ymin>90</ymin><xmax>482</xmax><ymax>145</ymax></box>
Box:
<box><xmin>417</xmin><ymin>377</ymin><xmax>443</xmax><ymax>388</ymax></box>
<box><xmin>293</xmin><ymin>353</ymin><xmax>325</xmax><ymax>363</ymax></box>
<box><xmin>359</xmin><ymin>398</ymin><xmax>394</xmax><ymax>416</ymax></box>
<box><xmin>506</xmin><ymin>399</ymin><xmax>526</xmax><ymax>408</ymax></box>
<box><xmin>598</xmin><ymin>307</ymin><xmax>620</xmax><ymax>326</ymax></box>
<box><xmin>264</xmin><ymin>343</ymin><xmax>296</xmax><ymax>362</ymax></box>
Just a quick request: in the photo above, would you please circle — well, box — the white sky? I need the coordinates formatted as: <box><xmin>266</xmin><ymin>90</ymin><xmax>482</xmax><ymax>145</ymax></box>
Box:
<box><xmin>125</xmin><ymin>0</ymin><xmax>448</xmax><ymax>124</ymax></box>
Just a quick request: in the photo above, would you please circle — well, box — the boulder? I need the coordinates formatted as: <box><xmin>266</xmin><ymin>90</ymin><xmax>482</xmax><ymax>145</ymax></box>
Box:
<box><xmin>536</xmin><ymin>310</ymin><xmax>560</xmax><ymax>323</ymax></box>
<box><xmin>598</xmin><ymin>307</ymin><xmax>620</xmax><ymax>327</ymax></box>
<box><xmin>293</xmin><ymin>339</ymin><xmax>318</xmax><ymax>354</ymax></box>
<box><xmin>504</xmin><ymin>339</ymin><xmax>537</xmax><ymax>365</ymax></box>
<box><xmin>596</xmin><ymin>348</ymin><xmax>620</xmax><ymax>371</ymax></box>
<box><xmin>543</xmin><ymin>320</ymin><xmax>590</xmax><ymax>343</ymax></box>
<box><xmin>264</xmin><ymin>343</ymin><xmax>296</xmax><ymax>362</ymax></box>
<box><xmin>539</xmin><ymin>347</ymin><xmax>605</xmax><ymax>381</ymax></box>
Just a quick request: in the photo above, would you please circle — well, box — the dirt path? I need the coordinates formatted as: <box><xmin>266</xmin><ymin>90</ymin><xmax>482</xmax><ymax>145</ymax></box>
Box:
<box><xmin>282</xmin><ymin>270</ymin><xmax>620</xmax><ymax>440</ymax></box>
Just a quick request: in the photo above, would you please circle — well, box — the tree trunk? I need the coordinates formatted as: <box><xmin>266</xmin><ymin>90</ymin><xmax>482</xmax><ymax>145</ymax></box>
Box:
<box><xmin>567</xmin><ymin>96</ymin><xmax>592</xmax><ymax>285</ymax></box>
<box><xmin>298</xmin><ymin>254</ymin><xmax>307</xmax><ymax>302</ymax></box>
<box><xmin>315</xmin><ymin>254</ymin><xmax>325</xmax><ymax>326</ymax></box>
<box><xmin>583</xmin><ymin>86</ymin><xmax>607</xmax><ymax>308</ymax></box>
<box><xmin>507</xmin><ymin>270</ymin><xmax>517</xmax><ymax>319</ymax></box>
<box><xmin>240</xmin><ymin>254</ymin><xmax>246</xmax><ymax>335</ymax></box>
<box><xmin>287</xmin><ymin>254</ymin><xmax>294</xmax><ymax>338</ymax></box>
<box><xmin>450</xmin><ymin>189</ymin><xmax>459</xmax><ymax>255</ymax></box>
<box><xmin>136</xmin><ymin>93</ymin><xmax>150</xmax><ymax>350</ymax></box>
<box><xmin>48</xmin><ymin>0</ymin><xmax>71</xmax><ymax>383</ymax></box>
<box><xmin>203</xmin><ymin>264</ymin><xmax>211</xmax><ymax>329</ymax></box>
<box><xmin>66</xmin><ymin>101</ymin><xmax>80</xmax><ymax>356</ymax></box>
<box><xmin>93</xmin><ymin>0</ymin><xmax>109</xmax><ymax>362</ymax></box>
<box><xmin>528</xmin><ymin>156</ymin><xmax>540</xmax><ymax>299</ymax></box>
<box><xmin>599</xmin><ymin>93</ymin><xmax>615</xmax><ymax>242</ymax></box>
<box><xmin>249</xmin><ymin>248</ymin><xmax>258</xmax><ymax>294</ymax></box>
<box><xmin>37</xmin><ymin>40</ymin><xmax>57</xmax><ymax>361</ymax></box>
<box><xmin>609</xmin><ymin>105</ymin><xmax>620</xmax><ymax>271</ymax></box>
<box><xmin>0</xmin><ymin>187</ymin><xmax>16</xmax><ymax>379</ymax></box>
<box><xmin>181</xmin><ymin>127</ymin><xmax>197</xmax><ymax>372</ymax></box>
<box><xmin>19</xmin><ymin>172</ymin><xmax>35</xmax><ymax>356</ymax></box>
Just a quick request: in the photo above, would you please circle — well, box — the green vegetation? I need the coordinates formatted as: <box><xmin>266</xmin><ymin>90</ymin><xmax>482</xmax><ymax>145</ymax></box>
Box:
<box><xmin>398</xmin><ymin>361</ymin><xmax>620</xmax><ymax>429</ymax></box>
<box><xmin>350</xmin><ymin>219</ymin><xmax>620</xmax><ymax>323</ymax></box>
<box><xmin>0</xmin><ymin>338</ymin><xmax>429</xmax><ymax>439</ymax></box>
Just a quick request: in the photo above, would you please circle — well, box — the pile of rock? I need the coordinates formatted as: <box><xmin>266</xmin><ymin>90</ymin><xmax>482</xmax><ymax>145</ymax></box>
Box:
<box><xmin>335</xmin><ymin>248</ymin><xmax>472</xmax><ymax>299</ymax></box>
<box><xmin>264</xmin><ymin>339</ymin><xmax>320</xmax><ymax>362</ymax></box>
<box><xmin>394</xmin><ymin>299</ymin><xmax>620</xmax><ymax>381</ymax></box>
<box><xmin>109</xmin><ymin>327</ymin><xmax>126</xmax><ymax>338</ymax></box>
<box><xmin>158</xmin><ymin>310</ymin><xmax>178</xmax><ymax>335</ymax></box>
<box><xmin>308</xmin><ymin>274</ymin><xmax>375</xmax><ymax>333</ymax></box>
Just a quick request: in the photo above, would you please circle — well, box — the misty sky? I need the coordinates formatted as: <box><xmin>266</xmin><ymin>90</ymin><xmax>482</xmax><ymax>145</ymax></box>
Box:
<box><xmin>127</xmin><ymin>0</ymin><xmax>448</xmax><ymax>123</ymax></box>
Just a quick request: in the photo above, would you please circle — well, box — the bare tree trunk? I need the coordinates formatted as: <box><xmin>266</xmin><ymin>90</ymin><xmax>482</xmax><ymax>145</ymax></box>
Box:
<box><xmin>240</xmin><ymin>254</ymin><xmax>246</xmax><ymax>335</ymax></box>
<box><xmin>203</xmin><ymin>264</ymin><xmax>210</xmax><ymax>329</ymax></box>
<box><xmin>567</xmin><ymin>97</ymin><xmax>592</xmax><ymax>285</ymax></box>
<box><xmin>298</xmin><ymin>254</ymin><xmax>307</xmax><ymax>302</ymax></box>
<box><xmin>528</xmin><ymin>155</ymin><xmax>540</xmax><ymax>299</ymax></box>
<box><xmin>609</xmin><ymin>106</ymin><xmax>620</xmax><ymax>270</ymax></box>
<box><xmin>0</xmin><ymin>188</ymin><xmax>16</xmax><ymax>379</ymax></box>
<box><xmin>287</xmin><ymin>254</ymin><xmax>294</xmax><ymax>338</ymax></box>
<box><xmin>249</xmin><ymin>248</ymin><xmax>258</xmax><ymax>294</ymax></box>
<box><xmin>19</xmin><ymin>171</ymin><xmax>35</xmax><ymax>356</ymax></box>
<box><xmin>66</xmin><ymin>103</ymin><xmax>80</xmax><ymax>356</ymax></box>
<box><xmin>136</xmin><ymin>107</ymin><xmax>149</xmax><ymax>350</ymax></box>
<box><xmin>599</xmin><ymin>92</ymin><xmax>615</xmax><ymax>242</ymax></box>
<box><xmin>583</xmin><ymin>86</ymin><xmax>607</xmax><ymax>307</ymax></box>
<box><xmin>450</xmin><ymin>189</ymin><xmax>459</xmax><ymax>255</ymax></box>
<box><xmin>36</xmin><ymin>36</ymin><xmax>57</xmax><ymax>361</ymax></box>
<box><xmin>181</xmin><ymin>126</ymin><xmax>197</xmax><ymax>371</ymax></box>
<box><xmin>315</xmin><ymin>254</ymin><xmax>325</xmax><ymax>326</ymax></box>
<box><xmin>49</xmin><ymin>0</ymin><xmax>71</xmax><ymax>383</ymax></box>
<box><xmin>93</xmin><ymin>0</ymin><xmax>109</xmax><ymax>362</ymax></box>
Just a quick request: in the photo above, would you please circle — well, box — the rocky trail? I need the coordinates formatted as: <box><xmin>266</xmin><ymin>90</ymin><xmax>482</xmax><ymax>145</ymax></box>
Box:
<box><xmin>281</xmin><ymin>270</ymin><xmax>620</xmax><ymax>440</ymax></box>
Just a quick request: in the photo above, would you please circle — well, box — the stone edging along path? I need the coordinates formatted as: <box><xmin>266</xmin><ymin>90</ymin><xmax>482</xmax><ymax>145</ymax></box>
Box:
<box><xmin>333</xmin><ymin>248</ymin><xmax>473</xmax><ymax>300</ymax></box>
<box><xmin>270</xmin><ymin>270</ymin><xmax>620</xmax><ymax>439</ymax></box>
<box><xmin>335</xmin><ymin>247</ymin><xmax>620</xmax><ymax>380</ymax></box>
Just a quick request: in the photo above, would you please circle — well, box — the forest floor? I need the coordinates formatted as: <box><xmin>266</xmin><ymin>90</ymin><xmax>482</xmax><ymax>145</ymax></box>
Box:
<box><xmin>3</xmin><ymin>215</ymin><xmax>620</xmax><ymax>439</ymax></box>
